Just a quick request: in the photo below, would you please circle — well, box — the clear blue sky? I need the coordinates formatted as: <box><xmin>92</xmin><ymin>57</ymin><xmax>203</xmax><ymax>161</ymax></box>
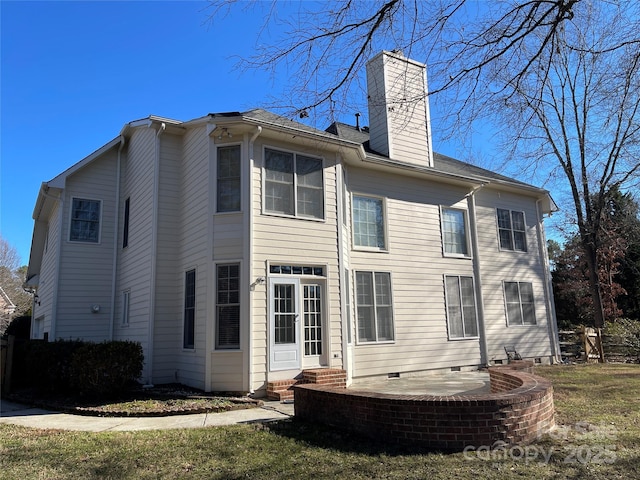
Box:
<box><xmin>2</xmin><ymin>0</ymin><xmax>291</xmax><ymax>264</ymax></box>
<box><xmin>1</xmin><ymin>1</ymin><xmax>555</xmax><ymax>266</ymax></box>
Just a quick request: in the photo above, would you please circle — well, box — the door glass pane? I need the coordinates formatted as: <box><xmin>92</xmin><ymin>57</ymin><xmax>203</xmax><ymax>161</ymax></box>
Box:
<box><xmin>303</xmin><ymin>285</ymin><xmax>322</xmax><ymax>356</ymax></box>
<box><xmin>274</xmin><ymin>284</ymin><xmax>295</xmax><ymax>344</ymax></box>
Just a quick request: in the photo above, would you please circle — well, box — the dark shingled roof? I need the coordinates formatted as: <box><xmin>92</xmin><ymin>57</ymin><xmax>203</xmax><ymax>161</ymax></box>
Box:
<box><xmin>326</xmin><ymin>121</ymin><xmax>535</xmax><ymax>188</ymax></box>
<box><xmin>211</xmin><ymin>110</ymin><xmax>537</xmax><ymax>189</ymax></box>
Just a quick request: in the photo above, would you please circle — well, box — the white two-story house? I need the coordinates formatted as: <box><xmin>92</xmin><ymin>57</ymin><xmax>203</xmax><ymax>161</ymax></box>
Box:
<box><xmin>26</xmin><ymin>51</ymin><xmax>560</xmax><ymax>394</ymax></box>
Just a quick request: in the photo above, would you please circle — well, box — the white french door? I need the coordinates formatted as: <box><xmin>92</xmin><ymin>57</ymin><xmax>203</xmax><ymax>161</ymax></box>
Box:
<box><xmin>269</xmin><ymin>278</ymin><xmax>325</xmax><ymax>371</ymax></box>
<box><xmin>270</xmin><ymin>278</ymin><xmax>301</xmax><ymax>371</ymax></box>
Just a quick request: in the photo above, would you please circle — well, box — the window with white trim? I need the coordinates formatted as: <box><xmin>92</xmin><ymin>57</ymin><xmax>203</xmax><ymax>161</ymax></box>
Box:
<box><xmin>355</xmin><ymin>271</ymin><xmax>394</xmax><ymax>342</ymax></box>
<box><xmin>504</xmin><ymin>281</ymin><xmax>536</xmax><ymax>325</ymax></box>
<box><xmin>497</xmin><ymin>208</ymin><xmax>527</xmax><ymax>251</ymax></box>
<box><xmin>444</xmin><ymin>275</ymin><xmax>479</xmax><ymax>339</ymax></box>
<box><xmin>183</xmin><ymin>270</ymin><xmax>196</xmax><ymax>349</ymax></box>
<box><xmin>216</xmin><ymin>263</ymin><xmax>240</xmax><ymax>349</ymax></box>
<box><xmin>441</xmin><ymin>208</ymin><xmax>469</xmax><ymax>256</ymax></box>
<box><xmin>70</xmin><ymin>198</ymin><xmax>101</xmax><ymax>243</ymax></box>
<box><xmin>217</xmin><ymin>145</ymin><xmax>241</xmax><ymax>212</ymax></box>
<box><xmin>352</xmin><ymin>195</ymin><xmax>386</xmax><ymax>250</ymax></box>
<box><xmin>264</xmin><ymin>148</ymin><xmax>324</xmax><ymax>219</ymax></box>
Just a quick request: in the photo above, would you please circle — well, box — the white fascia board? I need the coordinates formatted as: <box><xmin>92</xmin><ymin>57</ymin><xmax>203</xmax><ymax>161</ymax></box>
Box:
<box><xmin>47</xmin><ymin>136</ymin><xmax>123</xmax><ymax>188</ymax></box>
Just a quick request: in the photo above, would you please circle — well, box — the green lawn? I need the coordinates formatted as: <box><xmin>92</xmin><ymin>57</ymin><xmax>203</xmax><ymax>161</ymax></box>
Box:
<box><xmin>1</xmin><ymin>363</ymin><xmax>639</xmax><ymax>479</ymax></box>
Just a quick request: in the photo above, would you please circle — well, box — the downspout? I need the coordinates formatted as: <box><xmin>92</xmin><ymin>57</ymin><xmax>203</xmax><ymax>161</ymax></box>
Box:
<box><xmin>467</xmin><ymin>184</ymin><xmax>490</xmax><ymax>366</ymax></box>
<box><xmin>536</xmin><ymin>199</ymin><xmax>561</xmax><ymax>363</ymax></box>
<box><xmin>336</xmin><ymin>158</ymin><xmax>350</xmax><ymax>383</ymax></box>
<box><xmin>146</xmin><ymin>122</ymin><xmax>165</xmax><ymax>385</ymax></box>
<box><xmin>109</xmin><ymin>136</ymin><xmax>126</xmax><ymax>340</ymax></box>
<box><xmin>247</xmin><ymin>125</ymin><xmax>262</xmax><ymax>394</ymax></box>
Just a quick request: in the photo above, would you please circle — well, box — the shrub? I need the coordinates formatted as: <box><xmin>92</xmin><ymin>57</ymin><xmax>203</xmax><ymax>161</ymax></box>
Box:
<box><xmin>69</xmin><ymin>341</ymin><xmax>144</xmax><ymax>397</ymax></box>
<box><xmin>12</xmin><ymin>339</ymin><xmax>144</xmax><ymax>397</ymax></box>
<box><xmin>4</xmin><ymin>315</ymin><xmax>31</xmax><ymax>340</ymax></box>
<box><xmin>12</xmin><ymin>339</ymin><xmax>85</xmax><ymax>391</ymax></box>
<box><xmin>604</xmin><ymin>319</ymin><xmax>640</xmax><ymax>358</ymax></box>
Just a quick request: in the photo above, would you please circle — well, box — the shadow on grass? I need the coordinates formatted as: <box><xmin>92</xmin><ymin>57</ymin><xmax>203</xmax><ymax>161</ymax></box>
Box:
<box><xmin>256</xmin><ymin>417</ymin><xmax>447</xmax><ymax>456</ymax></box>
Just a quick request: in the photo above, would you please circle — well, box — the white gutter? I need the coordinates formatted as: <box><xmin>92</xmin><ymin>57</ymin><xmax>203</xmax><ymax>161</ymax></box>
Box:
<box><xmin>536</xmin><ymin>199</ymin><xmax>562</xmax><ymax>363</ymax></box>
<box><xmin>247</xmin><ymin>125</ymin><xmax>262</xmax><ymax>394</ymax></box>
<box><xmin>467</xmin><ymin>184</ymin><xmax>490</xmax><ymax>366</ymax></box>
<box><xmin>146</xmin><ymin>122</ymin><xmax>165</xmax><ymax>385</ymax></box>
<box><xmin>109</xmin><ymin>136</ymin><xmax>126</xmax><ymax>340</ymax></box>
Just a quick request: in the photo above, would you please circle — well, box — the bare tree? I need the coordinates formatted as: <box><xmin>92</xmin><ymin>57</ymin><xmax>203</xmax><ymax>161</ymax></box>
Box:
<box><xmin>0</xmin><ymin>235</ymin><xmax>31</xmax><ymax>333</ymax></box>
<box><xmin>489</xmin><ymin>2</ymin><xmax>640</xmax><ymax>327</ymax></box>
<box><xmin>207</xmin><ymin>1</ymin><xmax>640</xmax><ymax>327</ymax></box>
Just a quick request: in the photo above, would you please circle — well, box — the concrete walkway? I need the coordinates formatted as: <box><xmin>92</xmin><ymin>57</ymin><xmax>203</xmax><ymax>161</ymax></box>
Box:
<box><xmin>0</xmin><ymin>399</ymin><xmax>294</xmax><ymax>432</ymax></box>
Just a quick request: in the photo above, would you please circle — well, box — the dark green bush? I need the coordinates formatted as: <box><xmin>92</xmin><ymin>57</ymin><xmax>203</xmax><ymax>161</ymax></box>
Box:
<box><xmin>13</xmin><ymin>339</ymin><xmax>85</xmax><ymax>391</ymax></box>
<box><xmin>69</xmin><ymin>341</ymin><xmax>144</xmax><ymax>397</ymax></box>
<box><xmin>13</xmin><ymin>339</ymin><xmax>143</xmax><ymax>397</ymax></box>
<box><xmin>4</xmin><ymin>315</ymin><xmax>31</xmax><ymax>339</ymax></box>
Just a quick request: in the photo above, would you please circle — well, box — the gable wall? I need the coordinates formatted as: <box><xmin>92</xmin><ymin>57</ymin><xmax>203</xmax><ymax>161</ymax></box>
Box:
<box><xmin>55</xmin><ymin>149</ymin><xmax>118</xmax><ymax>341</ymax></box>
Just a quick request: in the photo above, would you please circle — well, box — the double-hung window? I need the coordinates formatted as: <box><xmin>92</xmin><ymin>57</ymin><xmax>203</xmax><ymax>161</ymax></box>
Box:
<box><xmin>183</xmin><ymin>270</ymin><xmax>196</xmax><ymax>349</ymax></box>
<box><xmin>217</xmin><ymin>145</ymin><xmax>241</xmax><ymax>212</ymax></box>
<box><xmin>497</xmin><ymin>208</ymin><xmax>527</xmax><ymax>251</ymax></box>
<box><xmin>504</xmin><ymin>281</ymin><xmax>536</xmax><ymax>325</ymax></box>
<box><xmin>264</xmin><ymin>148</ymin><xmax>324</xmax><ymax>219</ymax></box>
<box><xmin>355</xmin><ymin>271</ymin><xmax>394</xmax><ymax>343</ymax></box>
<box><xmin>441</xmin><ymin>208</ymin><xmax>469</xmax><ymax>256</ymax></box>
<box><xmin>444</xmin><ymin>275</ymin><xmax>479</xmax><ymax>339</ymax></box>
<box><xmin>216</xmin><ymin>263</ymin><xmax>240</xmax><ymax>349</ymax></box>
<box><xmin>70</xmin><ymin>198</ymin><xmax>101</xmax><ymax>243</ymax></box>
<box><xmin>352</xmin><ymin>195</ymin><xmax>386</xmax><ymax>250</ymax></box>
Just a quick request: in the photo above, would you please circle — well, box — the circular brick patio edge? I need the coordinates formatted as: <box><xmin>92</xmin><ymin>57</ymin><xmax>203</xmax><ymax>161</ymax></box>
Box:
<box><xmin>293</xmin><ymin>364</ymin><xmax>554</xmax><ymax>452</ymax></box>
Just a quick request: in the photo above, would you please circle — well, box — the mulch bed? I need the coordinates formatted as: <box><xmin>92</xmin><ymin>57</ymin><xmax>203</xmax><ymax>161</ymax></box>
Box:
<box><xmin>6</xmin><ymin>384</ymin><xmax>263</xmax><ymax>417</ymax></box>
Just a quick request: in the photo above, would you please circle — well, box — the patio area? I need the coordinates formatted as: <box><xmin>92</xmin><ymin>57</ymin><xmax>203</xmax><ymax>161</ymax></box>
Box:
<box><xmin>348</xmin><ymin>371</ymin><xmax>491</xmax><ymax>396</ymax></box>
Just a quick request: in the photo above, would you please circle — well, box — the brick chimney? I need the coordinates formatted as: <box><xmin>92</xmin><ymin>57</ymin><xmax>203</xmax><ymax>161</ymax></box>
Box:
<box><xmin>366</xmin><ymin>50</ymin><xmax>434</xmax><ymax>167</ymax></box>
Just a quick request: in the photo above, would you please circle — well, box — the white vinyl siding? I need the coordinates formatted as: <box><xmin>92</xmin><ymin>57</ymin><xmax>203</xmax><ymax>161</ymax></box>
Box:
<box><xmin>444</xmin><ymin>275</ymin><xmax>478</xmax><ymax>339</ymax></box>
<box><xmin>264</xmin><ymin>147</ymin><xmax>324</xmax><ymax>219</ymax></box>
<box><xmin>441</xmin><ymin>207</ymin><xmax>469</xmax><ymax>256</ymax></box>
<box><xmin>355</xmin><ymin>271</ymin><xmax>394</xmax><ymax>343</ymax></box>
<box><xmin>352</xmin><ymin>195</ymin><xmax>386</xmax><ymax>250</ymax></box>
<box><xmin>475</xmin><ymin>189</ymin><xmax>552</xmax><ymax>361</ymax></box>
<box><xmin>504</xmin><ymin>281</ymin><xmax>536</xmax><ymax>326</ymax></box>
<box><xmin>349</xmin><ymin>167</ymin><xmax>481</xmax><ymax>377</ymax></box>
